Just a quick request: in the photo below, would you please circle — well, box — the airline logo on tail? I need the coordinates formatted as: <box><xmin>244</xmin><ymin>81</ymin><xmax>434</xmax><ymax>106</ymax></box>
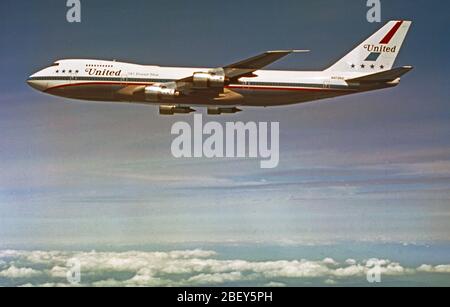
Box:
<box><xmin>364</xmin><ymin>20</ymin><xmax>404</xmax><ymax>61</ymax></box>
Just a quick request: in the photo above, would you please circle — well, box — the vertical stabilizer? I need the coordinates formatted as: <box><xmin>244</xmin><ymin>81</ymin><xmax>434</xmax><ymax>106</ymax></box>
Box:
<box><xmin>326</xmin><ymin>20</ymin><xmax>411</xmax><ymax>72</ymax></box>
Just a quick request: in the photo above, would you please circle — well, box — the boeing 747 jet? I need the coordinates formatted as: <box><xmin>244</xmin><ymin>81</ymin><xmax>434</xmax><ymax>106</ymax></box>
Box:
<box><xmin>27</xmin><ymin>20</ymin><xmax>412</xmax><ymax>115</ymax></box>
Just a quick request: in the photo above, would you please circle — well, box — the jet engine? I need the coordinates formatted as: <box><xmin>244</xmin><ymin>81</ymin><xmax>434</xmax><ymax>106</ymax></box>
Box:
<box><xmin>159</xmin><ymin>105</ymin><xmax>195</xmax><ymax>115</ymax></box>
<box><xmin>145</xmin><ymin>84</ymin><xmax>180</xmax><ymax>102</ymax></box>
<box><xmin>192</xmin><ymin>69</ymin><xmax>225</xmax><ymax>89</ymax></box>
<box><xmin>207</xmin><ymin>107</ymin><xmax>242</xmax><ymax>115</ymax></box>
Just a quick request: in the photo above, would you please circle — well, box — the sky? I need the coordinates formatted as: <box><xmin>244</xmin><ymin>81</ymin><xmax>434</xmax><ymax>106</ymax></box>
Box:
<box><xmin>0</xmin><ymin>0</ymin><xmax>449</xmax><ymax>286</ymax></box>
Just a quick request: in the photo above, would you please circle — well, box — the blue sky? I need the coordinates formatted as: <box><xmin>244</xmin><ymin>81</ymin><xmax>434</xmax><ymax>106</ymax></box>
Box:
<box><xmin>0</xmin><ymin>0</ymin><xmax>449</xmax><ymax>251</ymax></box>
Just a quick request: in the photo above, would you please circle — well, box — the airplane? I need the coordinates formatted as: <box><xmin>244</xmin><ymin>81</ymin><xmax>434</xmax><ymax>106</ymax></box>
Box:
<box><xmin>27</xmin><ymin>20</ymin><xmax>412</xmax><ymax>115</ymax></box>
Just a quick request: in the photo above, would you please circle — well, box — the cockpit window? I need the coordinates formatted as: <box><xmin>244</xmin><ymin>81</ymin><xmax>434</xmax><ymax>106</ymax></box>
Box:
<box><xmin>50</xmin><ymin>62</ymin><xmax>60</xmax><ymax>67</ymax></box>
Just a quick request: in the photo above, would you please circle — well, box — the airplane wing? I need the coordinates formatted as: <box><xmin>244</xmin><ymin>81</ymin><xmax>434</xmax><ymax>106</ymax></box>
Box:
<box><xmin>223</xmin><ymin>50</ymin><xmax>309</xmax><ymax>80</ymax></box>
<box><xmin>178</xmin><ymin>49</ymin><xmax>309</xmax><ymax>83</ymax></box>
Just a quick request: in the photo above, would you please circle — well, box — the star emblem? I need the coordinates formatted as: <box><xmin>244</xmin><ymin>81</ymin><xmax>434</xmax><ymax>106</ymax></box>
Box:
<box><xmin>370</xmin><ymin>64</ymin><xmax>375</xmax><ymax>69</ymax></box>
<box><xmin>351</xmin><ymin>64</ymin><xmax>355</xmax><ymax>68</ymax></box>
<box><xmin>380</xmin><ymin>65</ymin><xmax>385</xmax><ymax>69</ymax></box>
<box><xmin>360</xmin><ymin>64</ymin><xmax>365</xmax><ymax>68</ymax></box>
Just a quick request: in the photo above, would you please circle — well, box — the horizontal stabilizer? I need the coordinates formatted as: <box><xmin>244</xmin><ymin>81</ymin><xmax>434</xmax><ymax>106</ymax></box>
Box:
<box><xmin>346</xmin><ymin>66</ymin><xmax>413</xmax><ymax>83</ymax></box>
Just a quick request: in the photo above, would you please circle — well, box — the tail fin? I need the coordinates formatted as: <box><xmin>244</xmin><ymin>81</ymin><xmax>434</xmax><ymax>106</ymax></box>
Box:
<box><xmin>326</xmin><ymin>20</ymin><xmax>412</xmax><ymax>72</ymax></box>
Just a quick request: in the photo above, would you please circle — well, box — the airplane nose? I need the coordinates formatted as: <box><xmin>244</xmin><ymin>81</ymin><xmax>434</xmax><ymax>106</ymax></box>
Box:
<box><xmin>26</xmin><ymin>77</ymin><xmax>48</xmax><ymax>91</ymax></box>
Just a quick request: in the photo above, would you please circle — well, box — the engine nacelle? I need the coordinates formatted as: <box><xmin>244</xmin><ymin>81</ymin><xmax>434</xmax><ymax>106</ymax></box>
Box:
<box><xmin>192</xmin><ymin>70</ymin><xmax>225</xmax><ymax>89</ymax></box>
<box><xmin>207</xmin><ymin>107</ymin><xmax>242</xmax><ymax>115</ymax></box>
<box><xmin>159</xmin><ymin>105</ymin><xmax>195</xmax><ymax>115</ymax></box>
<box><xmin>145</xmin><ymin>84</ymin><xmax>180</xmax><ymax>102</ymax></box>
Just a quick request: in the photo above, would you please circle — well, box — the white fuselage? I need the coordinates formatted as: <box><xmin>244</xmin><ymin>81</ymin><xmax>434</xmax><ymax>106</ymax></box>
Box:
<box><xmin>27</xmin><ymin>59</ymin><xmax>395</xmax><ymax>107</ymax></box>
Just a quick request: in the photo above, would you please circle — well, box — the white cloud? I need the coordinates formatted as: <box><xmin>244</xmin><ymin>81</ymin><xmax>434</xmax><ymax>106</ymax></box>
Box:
<box><xmin>417</xmin><ymin>264</ymin><xmax>450</xmax><ymax>273</ymax></box>
<box><xmin>264</xmin><ymin>281</ymin><xmax>286</xmax><ymax>287</ymax></box>
<box><xmin>0</xmin><ymin>266</ymin><xmax>41</xmax><ymax>278</ymax></box>
<box><xmin>0</xmin><ymin>250</ymin><xmax>21</xmax><ymax>258</ymax></box>
<box><xmin>0</xmin><ymin>250</ymin><xmax>449</xmax><ymax>287</ymax></box>
<box><xmin>49</xmin><ymin>266</ymin><xmax>68</xmax><ymax>278</ymax></box>
<box><xmin>345</xmin><ymin>259</ymin><xmax>357</xmax><ymax>265</ymax></box>
<box><xmin>333</xmin><ymin>264</ymin><xmax>366</xmax><ymax>277</ymax></box>
<box><xmin>324</xmin><ymin>279</ymin><xmax>337</xmax><ymax>285</ymax></box>
<box><xmin>187</xmin><ymin>272</ymin><xmax>243</xmax><ymax>285</ymax></box>
<box><xmin>20</xmin><ymin>282</ymin><xmax>74</xmax><ymax>287</ymax></box>
<box><xmin>123</xmin><ymin>273</ymin><xmax>169</xmax><ymax>287</ymax></box>
<box><xmin>92</xmin><ymin>279</ymin><xmax>130</xmax><ymax>287</ymax></box>
<box><xmin>323</xmin><ymin>258</ymin><xmax>338</xmax><ymax>265</ymax></box>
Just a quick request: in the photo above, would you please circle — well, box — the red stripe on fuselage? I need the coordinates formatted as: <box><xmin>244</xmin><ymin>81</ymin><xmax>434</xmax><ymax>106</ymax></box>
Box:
<box><xmin>226</xmin><ymin>85</ymin><xmax>355</xmax><ymax>92</ymax></box>
<box><xmin>45</xmin><ymin>81</ymin><xmax>151</xmax><ymax>92</ymax></box>
<box><xmin>44</xmin><ymin>81</ymin><xmax>355</xmax><ymax>93</ymax></box>
<box><xmin>380</xmin><ymin>21</ymin><xmax>403</xmax><ymax>44</ymax></box>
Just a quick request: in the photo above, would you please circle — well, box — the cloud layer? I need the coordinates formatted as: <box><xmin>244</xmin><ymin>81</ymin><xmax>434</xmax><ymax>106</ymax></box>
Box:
<box><xmin>0</xmin><ymin>249</ymin><xmax>449</xmax><ymax>287</ymax></box>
